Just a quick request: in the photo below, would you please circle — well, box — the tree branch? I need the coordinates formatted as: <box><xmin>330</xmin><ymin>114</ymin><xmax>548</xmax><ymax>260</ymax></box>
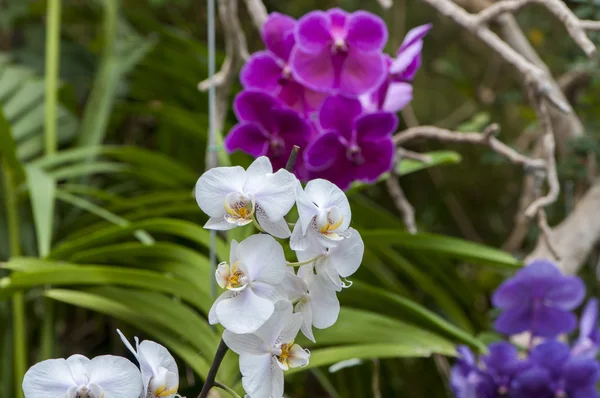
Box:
<box><xmin>385</xmin><ymin>170</ymin><xmax>417</xmax><ymax>234</ymax></box>
<box><xmin>474</xmin><ymin>0</ymin><xmax>597</xmax><ymax>56</ymax></box>
<box><xmin>394</xmin><ymin>124</ymin><xmax>546</xmax><ymax>170</ymax></box>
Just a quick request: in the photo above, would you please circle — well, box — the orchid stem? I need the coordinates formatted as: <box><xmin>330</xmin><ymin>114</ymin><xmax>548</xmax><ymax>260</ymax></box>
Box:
<box><xmin>214</xmin><ymin>381</ymin><xmax>243</xmax><ymax>398</ymax></box>
<box><xmin>2</xmin><ymin>157</ymin><xmax>25</xmax><ymax>398</ymax></box>
<box><xmin>285</xmin><ymin>145</ymin><xmax>300</xmax><ymax>172</ymax></box>
<box><xmin>198</xmin><ymin>339</ymin><xmax>229</xmax><ymax>398</ymax></box>
<box><xmin>287</xmin><ymin>255</ymin><xmax>323</xmax><ymax>267</ymax></box>
<box><xmin>251</xmin><ymin>217</ymin><xmax>265</xmax><ymax>233</ymax></box>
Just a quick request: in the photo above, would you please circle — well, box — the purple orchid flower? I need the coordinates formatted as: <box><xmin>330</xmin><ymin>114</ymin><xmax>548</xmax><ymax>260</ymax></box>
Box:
<box><xmin>304</xmin><ymin>95</ymin><xmax>398</xmax><ymax>190</ymax></box>
<box><xmin>481</xmin><ymin>342</ymin><xmax>529</xmax><ymax>394</ymax></box>
<box><xmin>511</xmin><ymin>340</ymin><xmax>600</xmax><ymax>398</ymax></box>
<box><xmin>360</xmin><ymin>24</ymin><xmax>431</xmax><ymax>113</ymax></box>
<box><xmin>240</xmin><ymin>13</ymin><xmax>326</xmax><ymax>114</ymax></box>
<box><xmin>290</xmin><ymin>8</ymin><xmax>388</xmax><ymax>97</ymax></box>
<box><xmin>450</xmin><ymin>346</ymin><xmax>496</xmax><ymax>398</ymax></box>
<box><xmin>224</xmin><ymin>90</ymin><xmax>312</xmax><ymax>177</ymax></box>
<box><xmin>572</xmin><ymin>298</ymin><xmax>599</xmax><ymax>359</ymax></box>
<box><xmin>492</xmin><ymin>259</ymin><xmax>585</xmax><ymax>338</ymax></box>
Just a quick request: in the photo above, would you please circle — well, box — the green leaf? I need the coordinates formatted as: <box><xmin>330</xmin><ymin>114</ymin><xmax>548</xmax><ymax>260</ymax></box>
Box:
<box><xmin>44</xmin><ymin>288</ymin><xmax>212</xmax><ymax>377</ymax></box>
<box><xmin>54</xmin><ymin>189</ymin><xmax>154</xmax><ymax>245</ymax></box>
<box><xmin>456</xmin><ymin>112</ymin><xmax>491</xmax><ymax>132</ymax></box>
<box><xmin>0</xmin><ymin>262</ymin><xmax>210</xmax><ymax>312</ymax></box>
<box><xmin>374</xmin><ymin>247</ymin><xmax>473</xmax><ymax>333</ymax></box>
<box><xmin>308</xmin><ymin>308</ymin><xmax>456</xmax><ymax>356</ymax></box>
<box><xmin>341</xmin><ymin>282</ymin><xmax>485</xmax><ymax>352</ymax></box>
<box><xmin>397</xmin><ymin>150</ymin><xmax>462</xmax><ymax>176</ymax></box>
<box><xmin>25</xmin><ymin>166</ymin><xmax>55</xmax><ymax>257</ymax></box>
<box><xmin>50</xmin><ymin>218</ymin><xmax>227</xmax><ymax>262</ymax></box>
<box><xmin>289</xmin><ymin>344</ymin><xmax>447</xmax><ymax>374</ymax></box>
<box><xmin>361</xmin><ymin>230</ymin><xmax>521</xmax><ymax>268</ymax></box>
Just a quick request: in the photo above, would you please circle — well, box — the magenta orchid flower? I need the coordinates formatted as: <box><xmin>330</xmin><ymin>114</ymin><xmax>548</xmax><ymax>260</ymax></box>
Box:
<box><xmin>290</xmin><ymin>9</ymin><xmax>388</xmax><ymax>97</ymax></box>
<box><xmin>224</xmin><ymin>90</ymin><xmax>312</xmax><ymax>177</ymax></box>
<box><xmin>304</xmin><ymin>95</ymin><xmax>398</xmax><ymax>190</ymax></box>
<box><xmin>240</xmin><ymin>13</ymin><xmax>326</xmax><ymax>114</ymax></box>
<box><xmin>361</xmin><ymin>24</ymin><xmax>431</xmax><ymax>113</ymax></box>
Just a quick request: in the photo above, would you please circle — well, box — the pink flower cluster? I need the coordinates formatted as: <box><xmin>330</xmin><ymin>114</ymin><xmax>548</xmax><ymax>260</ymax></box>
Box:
<box><xmin>224</xmin><ymin>9</ymin><xmax>430</xmax><ymax>190</ymax></box>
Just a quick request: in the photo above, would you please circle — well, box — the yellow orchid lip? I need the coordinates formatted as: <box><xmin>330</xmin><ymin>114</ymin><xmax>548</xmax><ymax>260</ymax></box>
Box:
<box><xmin>224</xmin><ymin>192</ymin><xmax>255</xmax><ymax>225</ymax></box>
<box><xmin>154</xmin><ymin>385</ymin><xmax>178</xmax><ymax>397</ymax></box>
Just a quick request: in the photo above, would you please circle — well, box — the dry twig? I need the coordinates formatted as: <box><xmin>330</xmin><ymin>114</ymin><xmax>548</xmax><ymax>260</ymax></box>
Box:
<box><xmin>394</xmin><ymin>124</ymin><xmax>546</xmax><ymax>170</ymax></box>
<box><xmin>417</xmin><ymin>0</ymin><xmax>593</xmax><ymax>112</ymax></box>
<box><xmin>198</xmin><ymin>0</ymin><xmax>249</xmax><ymax>118</ymax></box>
<box><xmin>385</xmin><ymin>170</ymin><xmax>417</xmax><ymax>234</ymax></box>
<box><xmin>397</xmin><ymin>147</ymin><xmax>433</xmax><ymax>163</ymax></box>
<box><xmin>474</xmin><ymin>0</ymin><xmax>597</xmax><ymax>56</ymax></box>
<box><xmin>243</xmin><ymin>0</ymin><xmax>268</xmax><ymax>29</ymax></box>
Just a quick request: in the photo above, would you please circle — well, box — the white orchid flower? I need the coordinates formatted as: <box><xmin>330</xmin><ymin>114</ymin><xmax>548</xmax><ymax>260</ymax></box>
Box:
<box><xmin>290</xmin><ymin>179</ymin><xmax>351</xmax><ymax>250</ymax></box>
<box><xmin>223</xmin><ymin>301</ymin><xmax>310</xmax><ymax>398</ymax></box>
<box><xmin>195</xmin><ymin>156</ymin><xmax>297</xmax><ymax>238</ymax></box>
<box><xmin>22</xmin><ymin>354</ymin><xmax>142</xmax><ymax>398</ymax></box>
<box><xmin>117</xmin><ymin>330</ymin><xmax>180</xmax><ymax>398</ymax></box>
<box><xmin>297</xmin><ymin>227</ymin><xmax>364</xmax><ymax>291</ymax></box>
<box><xmin>294</xmin><ymin>269</ymin><xmax>340</xmax><ymax>343</ymax></box>
<box><xmin>209</xmin><ymin>234</ymin><xmax>288</xmax><ymax>334</ymax></box>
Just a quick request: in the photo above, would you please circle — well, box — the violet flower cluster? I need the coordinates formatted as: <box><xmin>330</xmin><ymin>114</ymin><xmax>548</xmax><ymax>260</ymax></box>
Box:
<box><xmin>195</xmin><ymin>156</ymin><xmax>365</xmax><ymax>398</ymax></box>
<box><xmin>224</xmin><ymin>9</ymin><xmax>431</xmax><ymax>190</ymax></box>
<box><xmin>451</xmin><ymin>260</ymin><xmax>599</xmax><ymax>398</ymax></box>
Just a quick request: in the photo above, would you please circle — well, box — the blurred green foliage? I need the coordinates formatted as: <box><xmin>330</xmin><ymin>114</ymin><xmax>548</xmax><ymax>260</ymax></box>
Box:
<box><xmin>0</xmin><ymin>0</ymin><xmax>598</xmax><ymax>397</ymax></box>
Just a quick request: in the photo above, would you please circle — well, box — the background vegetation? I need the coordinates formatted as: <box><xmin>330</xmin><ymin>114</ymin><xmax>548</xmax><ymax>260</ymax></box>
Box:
<box><xmin>0</xmin><ymin>0</ymin><xmax>598</xmax><ymax>397</ymax></box>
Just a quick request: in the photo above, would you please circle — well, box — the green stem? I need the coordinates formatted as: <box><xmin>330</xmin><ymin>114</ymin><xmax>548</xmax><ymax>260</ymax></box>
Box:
<box><xmin>251</xmin><ymin>217</ymin><xmax>265</xmax><ymax>233</ymax></box>
<box><xmin>3</xmin><ymin>166</ymin><xmax>25</xmax><ymax>398</ymax></box>
<box><xmin>286</xmin><ymin>255</ymin><xmax>324</xmax><ymax>267</ymax></box>
<box><xmin>42</xmin><ymin>0</ymin><xmax>61</xmax><ymax>361</ymax></box>
<box><xmin>214</xmin><ymin>382</ymin><xmax>243</xmax><ymax>398</ymax></box>
<box><xmin>44</xmin><ymin>0</ymin><xmax>61</xmax><ymax>156</ymax></box>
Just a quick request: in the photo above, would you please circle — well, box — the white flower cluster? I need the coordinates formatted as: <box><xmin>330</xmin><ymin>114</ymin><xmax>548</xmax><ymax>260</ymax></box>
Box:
<box><xmin>22</xmin><ymin>330</ymin><xmax>181</xmax><ymax>398</ymax></box>
<box><xmin>195</xmin><ymin>156</ymin><xmax>365</xmax><ymax>398</ymax></box>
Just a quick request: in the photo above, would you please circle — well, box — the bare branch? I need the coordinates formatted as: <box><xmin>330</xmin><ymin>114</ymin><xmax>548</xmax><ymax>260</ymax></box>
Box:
<box><xmin>474</xmin><ymin>0</ymin><xmax>597</xmax><ymax>56</ymax></box>
<box><xmin>385</xmin><ymin>171</ymin><xmax>417</xmax><ymax>234</ymax></box>
<box><xmin>376</xmin><ymin>0</ymin><xmax>394</xmax><ymax>9</ymax></box>
<box><xmin>198</xmin><ymin>0</ymin><xmax>249</xmax><ymax>105</ymax></box>
<box><xmin>418</xmin><ymin>0</ymin><xmax>581</xmax><ymax>112</ymax></box>
<box><xmin>527</xmin><ymin>180</ymin><xmax>600</xmax><ymax>274</ymax></box>
<box><xmin>394</xmin><ymin>124</ymin><xmax>546</xmax><ymax>170</ymax></box>
<box><xmin>524</xmin><ymin>91</ymin><xmax>560</xmax><ymax>218</ymax></box>
<box><xmin>243</xmin><ymin>0</ymin><xmax>268</xmax><ymax>29</ymax></box>
<box><xmin>580</xmin><ymin>20</ymin><xmax>600</xmax><ymax>31</ymax></box>
<box><xmin>397</xmin><ymin>147</ymin><xmax>433</xmax><ymax>163</ymax></box>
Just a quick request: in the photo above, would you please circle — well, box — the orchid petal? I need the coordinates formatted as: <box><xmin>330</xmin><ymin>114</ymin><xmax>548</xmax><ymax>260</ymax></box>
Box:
<box><xmin>87</xmin><ymin>355</ymin><xmax>143</xmax><ymax>398</ymax></box>
<box><xmin>240</xmin><ymin>52</ymin><xmax>283</xmax><ymax>93</ymax></box>
<box><xmin>239</xmin><ymin>353</ymin><xmax>275</xmax><ymax>398</ymax></box>
<box><xmin>295</xmin><ymin>11</ymin><xmax>332</xmax><ymax>52</ymax></box>
<box><xmin>22</xmin><ymin>358</ymin><xmax>77</xmax><ymax>398</ymax></box>
<box><xmin>255</xmin><ymin>208</ymin><xmax>291</xmax><ymax>238</ymax></box>
<box><xmin>225</xmin><ymin>122</ymin><xmax>270</xmax><ymax>157</ymax></box>
<box><xmin>328</xmin><ymin>228</ymin><xmax>364</xmax><ymax>278</ymax></box>
<box><xmin>289</xmin><ymin>48</ymin><xmax>336</xmax><ymax>93</ymax></box>
<box><xmin>195</xmin><ymin>166</ymin><xmax>246</xmax><ymax>217</ymax></box>
<box><xmin>339</xmin><ymin>50</ymin><xmax>386</xmax><ymax>97</ymax></box>
<box><xmin>223</xmin><ymin>330</ymin><xmax>269</xmax><ymax>356</ymax></box>
<box><xmin>262</xmin><ymin>13</ymin><xmax>296</xmax><ymax>61</ymax></box>
<box><xmin>305</xmin><ymin>179</ymin><xmax>351</xmax><ymax>231</ymax></box>
<box><xmin>287</xmin><ymin>344</ymin><xmax>310</xmax><ymax>368</ymax></box>
<box><xmin>216</xmin><ymin>287</ymin><xmax>275</xmax><ymax>334</ymax></box>
<box><xmin>237</xmin><ymin>234</ymin><xmax>286</xmax><ymax>284</ymax></box>
<box><xmin>346</xmin><ymin>11</ymin><xmax>387</xmax><ymax>53</ymax></box>
<box><xmin>382</xmin><ymin>82</ymin><xmax>413</xmax><ymax>113</ymax></box>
